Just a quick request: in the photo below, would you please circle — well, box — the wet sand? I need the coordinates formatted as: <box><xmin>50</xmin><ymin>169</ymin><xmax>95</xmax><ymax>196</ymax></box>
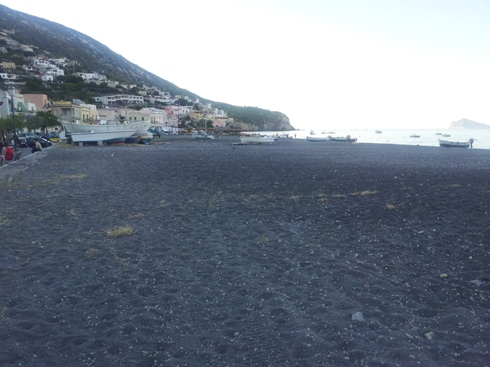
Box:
<box><xmin>0</xmin><ymin>136</ymin><xmax>489</xmax><ymax>366</ymax></box>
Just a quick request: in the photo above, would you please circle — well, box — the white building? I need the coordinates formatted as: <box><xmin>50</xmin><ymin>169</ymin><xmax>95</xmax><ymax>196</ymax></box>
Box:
<box><xmin>0</xmin><ymin>73</ymin><xmax>20</xmax><ymax>83</ymax></box>
<box><xmin>94</xmin><ymin>94</ymin><xmax>145</xmax><ymax>107</ymax></box>
<box><xmin>75</xmin><ymin>72</ymin><xmax>108</xmax><ymax>82</ymax></box>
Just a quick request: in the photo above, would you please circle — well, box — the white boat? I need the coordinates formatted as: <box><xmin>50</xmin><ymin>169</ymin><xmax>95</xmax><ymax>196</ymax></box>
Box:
<box><xmin>240</xmin><ymin>134</ymin><xmax>275</xmax><ymax>144</ymax></box>
<box><xmin>192</xmin><ymin>131</ymin><xmax>215</xmax><ymax>139</ymax></box>
<box><xmin>62</xmin><ymin>120</ymin><xmax>151</xmax><ymax>137</ymax></box>
<box><xmin>306</xmin><ymin>136</ymin><xmax>329</xmax><ymax>142</ymax></box>
<box><xmin>192</xmin><ymin>117</ymin><xmax>216</xmax><ymax>139</ymax></box>
<box><xmin>439</xmin><ymin>138</ymin><xmax>472</xmax><ymax>148</ymax></box>
<box><xmin>70</xmin><ymin>129</ymin><xmax>137</xmax><ymax>143</ymax></box>
<box><xmin>329</xmin><ymin>135</ymin><xmax>357</xmax><ymax>142</ymax></box>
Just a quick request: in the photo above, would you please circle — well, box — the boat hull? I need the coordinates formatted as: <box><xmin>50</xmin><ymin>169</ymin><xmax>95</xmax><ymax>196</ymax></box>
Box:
<box><xmin>306</xmin><ymin>136</ymin><xmax>329</xmax><ymax>142</ymax></box>
<box><xmin>240</xmin><ymin>135</ymin><xmax>275</xmax><ymax>144</ymax></box>
<box><xmin>329</xmin><ymin>136</ymin><xmax>357</xmax><ymax>143</ymax></box>
<box><xmin>62</xmin><ymin>120</ymin><xmax>151</xmax><ymax>137</ymax></box>
<box><xmin>71</xmin><ymin>129</ymin><xmax>137</xmax><ymax>143</ymax></box>
<box><xmin>192</xmin><ymin>133</ymin><xmax>215</xmax><ymax>139</ymax></box>
<box><xmin>439</xmin><ymin>139</ymin><xmax>470</xmax><ymax>148</ymax></box>
<box><xmin>135</xmin><ymin>133</ymin><xmax>153</xmax><ymax>145</ymax></box>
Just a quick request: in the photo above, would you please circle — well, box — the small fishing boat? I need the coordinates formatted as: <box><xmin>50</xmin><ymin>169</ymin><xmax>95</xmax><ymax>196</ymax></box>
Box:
<box><xmin>306</xmin><ymin>136</ymin><xmax>329</xmax><ymax>142</ymax></box>
<box><xmin>439</xmin><ymin>139</ymin><xmax>473</xmax><ymax>148</ymax></box>
<box><xmin>329</xmin><ymin>135</ymin><xmax>357</xmax><ymax>143</ymax></box>
<box><xmin>135</xmin><ymin>132</ymin><xmax>153</xmax><ymax>145</ymax></box>
<box><xmin>441</xmin><ymin>133</ymin><xmax>451</xmax><ymax>137</ymax></box>
<box><xmin>192</xmin><ymin>131</ymin><xmax>215</xmax><ymax>139</ymax></box>
<box><xmin>240</xmin><ymin>134</ymin><xmax>275</xmax><ymax>144</ymax></box>
<box><xmin>192</xmin><ymin>119</ymin><xmax>215</xmax><ymax>139</ymax></box>
<box><xmin>375</xmin><ymin>130</ymin><xmax>382</xmax><ymax>134</ymax></box>
<box><xmin>409</xmin><ymin>134</ymin><xmax>420</xmax><ymax>138</ymax></box>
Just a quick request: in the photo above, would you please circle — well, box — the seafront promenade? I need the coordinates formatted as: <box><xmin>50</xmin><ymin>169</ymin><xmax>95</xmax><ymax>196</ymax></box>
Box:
<box><xmin>0</xmin><ymin>136</ymin><xmax>489</xmax><ymax>367</ymax></box>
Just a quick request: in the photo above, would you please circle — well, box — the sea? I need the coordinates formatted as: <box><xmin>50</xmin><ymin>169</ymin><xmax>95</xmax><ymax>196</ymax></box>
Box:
<box><xmin>260</xmin><ymin>129</ymin><xmax>490</xmax><ymax>150</ymax></box>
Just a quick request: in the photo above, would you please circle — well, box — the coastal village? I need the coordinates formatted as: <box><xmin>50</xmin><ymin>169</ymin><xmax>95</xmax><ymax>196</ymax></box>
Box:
<box><xmin>0</xmin><ymin>30</ymin><xmax>238</xmax><ymax>137</ymax></box>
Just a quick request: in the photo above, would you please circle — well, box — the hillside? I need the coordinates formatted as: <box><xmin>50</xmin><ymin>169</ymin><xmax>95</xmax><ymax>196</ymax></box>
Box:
<box><xmin>0</xmin><ymin>5</ymin><xmax>294</xmax><ymax>130</ymax></box>
<box><xmin>449</xmin><ymin>118</ymin><xmax>490</xmax><ymax>129</ymax></box>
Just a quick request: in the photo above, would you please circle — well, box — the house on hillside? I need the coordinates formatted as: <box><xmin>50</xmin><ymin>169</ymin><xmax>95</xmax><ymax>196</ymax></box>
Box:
<box><xmin>19</xmin><ymin>44</ymin><xmax>34</xmax><ymax>52</ymax></box>
<box><xmin>0</xmin><ymin>90</ymin><xmax>13</xmax><ymax>119</ymax></box>
<box><xmin>49</xmin><ymin>58</ymin><xmax>69</xmax><ymax>68</ymax></box>
<box><xmin>1</xmin><ymin>61</ymin><xmax>15</xmax><ymax>70</ymax></box>
<box><xmin>94</xmin><ymin>94</ymin><xmax>144</xmax><ymax>107</ymax></box>
<box><xmin>39</xmin><ymin>73</ymin><xmax>54</xmax><ymax>82</ymax></box>
<box><xmin>75</xmin><ymin>72</ymin><xmax>107</xmax><ymax>82</ymax></box>
<box><xmin>0</xmin><ymin>87</ymin><xmax>25</xmax><ymax>118</ymax></box>
<box><xmin>23</xmin><ymin>94</ymin><xmax>49</xmax><ymax>112</ymax></box>
<box><xmin>50</xmin><ymin>100</ymin><xmax>83</xmax><ymax>123</ymax></box>
<box><xmin>0</xmin><ymin>73</ymin><xmax>20</xmax><ymax>83</ymax></box>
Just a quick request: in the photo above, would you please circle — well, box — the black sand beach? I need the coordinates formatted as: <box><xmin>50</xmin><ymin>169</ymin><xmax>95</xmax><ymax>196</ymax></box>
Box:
<box><xmin>0</xmin><ymin>136</ymin><xmax>489</xmax><ymax>367</ymax></box>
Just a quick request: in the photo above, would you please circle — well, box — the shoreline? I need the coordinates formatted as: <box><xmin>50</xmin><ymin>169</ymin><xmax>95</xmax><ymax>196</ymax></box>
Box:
<box><xmin>0</xmin><ymin>138</ymin><xmax>489</xmax><ymax>366</ymax></box>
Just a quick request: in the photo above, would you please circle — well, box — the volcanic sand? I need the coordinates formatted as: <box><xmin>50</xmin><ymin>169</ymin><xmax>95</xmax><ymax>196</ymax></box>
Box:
<box><xmin>0</xmin><ymin>135</ymin><xmax>489</xmax><ymax>366</ymax></box>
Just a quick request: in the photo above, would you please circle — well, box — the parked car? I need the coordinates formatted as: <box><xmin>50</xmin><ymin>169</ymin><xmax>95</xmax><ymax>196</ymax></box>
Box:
<box><xmin>27</xmin><ymin>137</ymin><xmax>53</xmax><ymax>148</ymax></box>
<box><xmin>41</xmin><ymin>132</ymin><xmax>59</xmax><ymax>140</ymax></box>
<box><xmin>17</xmin><ymin>135</ymin><xmax>28</xmax><ymax>148</ymax></box>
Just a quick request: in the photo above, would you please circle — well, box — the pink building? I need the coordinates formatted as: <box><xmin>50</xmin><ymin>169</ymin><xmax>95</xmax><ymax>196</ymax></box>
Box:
<box><xmin>23</xmin><ymin>94</ymin><xmax>49</xmax><ymax>111</ymax></box>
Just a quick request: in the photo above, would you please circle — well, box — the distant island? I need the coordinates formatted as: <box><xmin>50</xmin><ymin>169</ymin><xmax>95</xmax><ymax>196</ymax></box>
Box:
<box><xmin>450</xmin><ymin>118</ymin><xmax>490</xmax><ymax>129</ymax></box>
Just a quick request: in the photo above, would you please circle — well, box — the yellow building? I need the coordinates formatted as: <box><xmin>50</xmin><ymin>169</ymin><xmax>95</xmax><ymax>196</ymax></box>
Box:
<box><xmin>49</xmin><ymin>101</ymin><xmax>83</xmax><ymax>123</ymax></box>
<box><xmin>50</xmin><ymin>100</ymin><xmax>98</xmax><ymax>123</ymax></box>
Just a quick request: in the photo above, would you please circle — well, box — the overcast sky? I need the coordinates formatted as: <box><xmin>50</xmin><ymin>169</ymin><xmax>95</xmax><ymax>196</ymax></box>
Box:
<box><xmin>2</xmin><ymin>0</ymin><xmax>490</xmax><ymax>130</ymax></box>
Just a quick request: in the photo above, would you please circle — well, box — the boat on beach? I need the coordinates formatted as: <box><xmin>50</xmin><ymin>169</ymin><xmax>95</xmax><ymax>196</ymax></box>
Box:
<box><xmin>70</xmin><ymin>129</ymin><xmax>137</xmax><ymax>143</ymax></box>
<box><xmin>240</xmin><ymin>134</ymin><xmax>275</xmax><ymax>144</ymax></box>
<box><xmin>329</xmin><ymin>135</ymin><xmax>357</xmax><ymax>143</ymax></box>
<box><xmin>439</xmin><ymin>138</ymin><xmax>473</xmax><ymax>148</ymax></box>
<box><xmin>306</xmin><ymin>136</ymin><xmax>329</xmax><ymax>142</ymax></box>
<box><xmin>192</xmin><ymin>119</ymin><xmax>215</xmax><ymax>139</ymax></box>
<box><xmin>192</xmin><ymin>131</ymin><xmax>215</xmax><ymax>139</ymax></box>
<box><xmin>62</xmin><ymin>120</ymin><xmax>151</xmax><ymax>137</ymax></box>
<box><xmin>135</xmin><ymin>132</ymin><xmax>153</xmax><ymax>144</ymax></box>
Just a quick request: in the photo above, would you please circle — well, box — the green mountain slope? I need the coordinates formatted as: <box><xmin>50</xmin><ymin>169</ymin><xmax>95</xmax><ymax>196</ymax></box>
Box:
<box><xmin>0</xmin><ymin>5</ymin><xmax>294</xmax><ymax>130</ymax></box>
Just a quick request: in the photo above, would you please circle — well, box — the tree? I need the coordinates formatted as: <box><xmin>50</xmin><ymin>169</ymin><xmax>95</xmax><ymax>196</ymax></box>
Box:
<box><xmin>32</xmin><ymin>111</ymin><xmax>61</xmax><ymax>132</ymax></box>
<box><xmin>22</xmin><ymin>78</ymin><xmax>48</xmax><ymax>92</ymax></box>
<box><xmin>175</xmin><ymin>98</ymin><xmax>188</xmax><ymax>106</ymax></box>
<box><xmin>64</xmin><ymin>75</ymin><xmax>84</xmax><ymax>84</ymax></box>
<box><xmin>0</xmin><ymin>115</ymin><xmax>26</xmax><ymax>145</ymax></box>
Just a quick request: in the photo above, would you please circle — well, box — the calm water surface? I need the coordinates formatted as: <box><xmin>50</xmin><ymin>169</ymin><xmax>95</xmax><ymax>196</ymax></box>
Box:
<box><xmin>263</xmin><ymin>129</ymin><xmax>490</xmax><ymax>150</ymax></box>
